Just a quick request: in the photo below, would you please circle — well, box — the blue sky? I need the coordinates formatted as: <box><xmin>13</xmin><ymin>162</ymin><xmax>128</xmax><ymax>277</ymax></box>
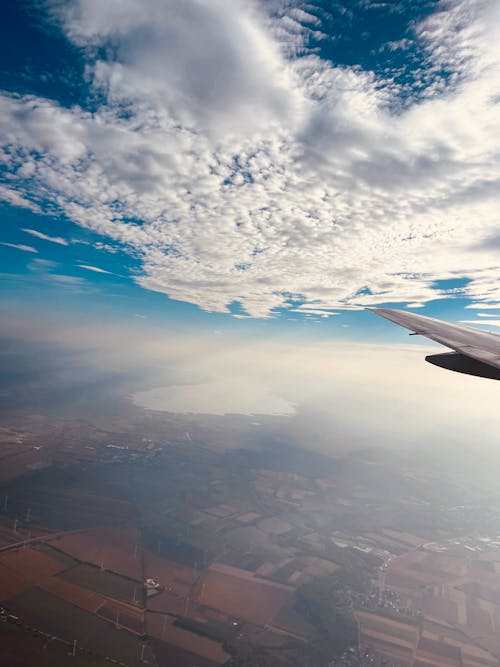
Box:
<box><xmin>1</xmin><ymin>0</ymin><xmax>500</xmax><ymax>336</ymax></box>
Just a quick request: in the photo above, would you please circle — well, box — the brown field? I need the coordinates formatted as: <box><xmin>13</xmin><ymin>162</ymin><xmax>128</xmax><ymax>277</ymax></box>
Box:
<box><xmin>146</xmin><ymin>612</ymin><xmax>230</xmax><ymax>663</ymax></box>
<box><xmin>0</xmin><ymin>547</ymin><xmax>67</xmax><ymax>581</ymax></box>
<box><xmin>410</xmin><ymin>553</ymin><xmax>468</xmax><ymax>578</ymax></box>
<box><xmin>0</xmin><ymin>562</ymin><xmax>31</xmax><ymax>600</ymax></box>
<box><xmin>60</xmin><ymin>563</ymin><xmax>137</xmax><ymax>602</ymax></box>
<box><xmin>359</xmin><ymin>632</ymin><xmax>414</xmax><ymax>663</ymax></box>
<box><xmin>144</xmin><ymin>549</ymin><xmax>196</xmax><ymax>598</ymax></box>
<box><xmin>415</xmin><ymin>637</ymin><xmax>462</xmax><ymax>666</ymax></box>
<box><xmin>48</xmin><ymin>525</ymin><xmax>142</xmax><ymax>579</ymax></box>
<box><xmin>197</xmin><ymin>563</ymin><xmax>293</xmax><ymax>625</ymax></box>
<box><xmin>5</xmin><ymin>587</ymin><xmax>147</xmax><ymax>666</ymax></box>
<box><xmin>357</xmin><ymin>608</ymin><xmax>500</xmax><ymax>667</ymax></box>
<box><xmin>355</xmin><ymin>611</ymin><xmax>419</xmax><ymax>645</ymax></box>
<box><xmin>420</xmin><ymin>594</ymin><xmax>459</xmax><ymax>623</ymax></box>
<box><xmin>39</xmin><ymin>576</ymin><xmax>105</xmax><ymax>613</ymax></box>
<box><xmin>97</xmin><ymin>600</ymin><xmax>144</xmax><ymax>635</ymax></box>
<box><xmin>0</xmin><ymin>546</ymin><xmax>69</xmax><ymax>600</ymax></box>
<box><xmin>0</xmin><ymin>621</ymin><xmax>112</xmax><ymax>667</ymax></box>
<box><xmin>146</xmin><ymin>588</ymin><xmax>188</xmax><ymax>615</ymax></box>
<box><xmin>151</xmin><ymin>637</ymin><xmax>224</xmax><ymax>667</ymax></box>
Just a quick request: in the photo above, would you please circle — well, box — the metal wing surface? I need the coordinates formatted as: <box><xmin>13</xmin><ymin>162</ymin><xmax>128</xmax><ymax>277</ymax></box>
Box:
<box><xmin>370</xmin><ymin>308</ymin><xmax>500</xmax><ymax>379</ymax></box>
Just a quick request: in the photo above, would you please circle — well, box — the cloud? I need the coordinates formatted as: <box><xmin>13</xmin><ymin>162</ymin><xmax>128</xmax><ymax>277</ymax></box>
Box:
<box><xmin>1</xmin><ymin>0</ymin><xmax>500</xmax><ymax>316</ymax></box>
<box><xmin>22</xmin><ymin>228</ymin><xmax>69</xmax><ymax>245</ymax></box>
<box><xmin>291</xmin><ymin>307</ymin><xmax>339</xmax><ymax>317</ymax></box>
<box><xmin>77</xmin><ymin>264</ymin><xmax>113</xmax><ymax>274</ymax></box>
<box><xmin>45</xmin><ymin>274</ymin><xmax>89</xmax><ymax>287</ymax></box>
<box><xmin>460</xmin><ymin>319</ymin><xmax>500</xmax><ymax>327</ymax></box>
<box><xmin>0</xmin><ymin>185</ymin><xmax>40</xmax><ymax>212</ymax></box>
<box><xmin>0</xmin><ymin>242</ymin><xmax>38</xmax><ymax>253</ymax></box>
<box><xmin>28</xmin><ymin>258</ymin><xmax>59</xmax><ymax>272</ymax></box>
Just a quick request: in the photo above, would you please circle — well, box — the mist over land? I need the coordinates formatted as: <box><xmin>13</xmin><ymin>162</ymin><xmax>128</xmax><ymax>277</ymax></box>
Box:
<box><xmin>2</xmin><ymin>311</ymin><xmax>500</xmax><ymax>467</ymax></box>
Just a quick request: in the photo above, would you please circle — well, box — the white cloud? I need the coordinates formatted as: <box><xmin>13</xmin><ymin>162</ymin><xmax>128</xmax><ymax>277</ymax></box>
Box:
<box><xmin>0</xmin><ymin>185</ymin><xmax>40</xmax><ymax>212</ymax></box>
<box><xmin>0</xmin><ymin>242</ymin><xmax>38</xmax><ymax>253</ymax></box>
<box><xmin>291</xmin><ymin>307</ymin><xmax>339</xmax><ymax>317</ymax></box>
<box><xmin>460</xmin><ymin>319</ymin><xmax>500</xmax><ymax>327</ymax></box>
<box><xmin>1</xmin><ymin>0</ymin><xmax>500</xmax><ymax>316</ymax></box>
<box><xmin>22</xmin><ymin>228</ymin><xmax>68</xmax><ymax>245</ymax></box>
<box><xmin>77</xmin><ymin>264</ymin><xmax>112</xmax><ymax>274</ymax></box>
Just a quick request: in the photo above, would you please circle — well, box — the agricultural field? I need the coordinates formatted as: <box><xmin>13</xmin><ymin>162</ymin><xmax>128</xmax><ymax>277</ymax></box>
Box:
<box><xmin>0</xmin><ymin>562</ymin><xmax>31</xmax><ymax>600</ymax></box>
<box><xmin>0</xmin><ymin>547</ymin><xmax>67</xmax><ymax>580</ymax></box>
<box><xmin>146</xmin><ymin>588</ymin><xmax>187</xmax><ymax>615</ymax></box>
<box><xmin>142</xmin><ymin>527</ymin><xmax>208</xmax><ymax>568</ymax></box>
<box><xmin>146</xmin><ymin>612</ymin><xmax>230</xmax><ymax>664</ymax></box>
<box><xmin>197</xmin><ymin>563</ymin><xmax>293</xmax><ymax>625</ymax></box>
<box><xmin>1</xmin><ymin>476</ymin><xmax>136</xmax><ymax>531</ymax></box>
<box><xmin>59</xmin><ymin>563</ymin><xmax>138</xmax><ymax>603</ymax></box>
<box><xmin>355</xmin><ymin>611</ymin><xmax>419</xmax><ymax>645</ymax></box>
<box><xmin>48</xmin><ymin>526</ymin><xmax>142</xmax><ymax>580</ymax></box>
<box><xmin>0</xmin><ymin>622</ymin><xmax>112</xmax><ymax>667</ymax></box>
<box><xmin>0</xmin><ymin>546</ymin><xmax>70</xmax><ymax>601</ymax></box>
<box><xmin>4</xmin><ymin>587</ymin><xmax>149</xmax><ymax>666</ymax></box>
<box><xmin>144</xmin><ymin>549</ymin><xmax>196</xmax><ymax>598</ymax></box>
<box><xmin>368</xmin><ymin>545</ymin><xmax>500</xmax><ymax>666</ymax></box>
<box><xmin>97</xmin><ymin>600</ymin><xmax>144</xmax><ymax>635</ymax></box>
<box><xmin>39</xmin><ymin>576</ymin><xmax>105</xmax><ymax>613</ymax></box>
<box><xmin>150</xmin><ymin>637</ymin><xmax>225</xmax><ymax>667</ymax></box>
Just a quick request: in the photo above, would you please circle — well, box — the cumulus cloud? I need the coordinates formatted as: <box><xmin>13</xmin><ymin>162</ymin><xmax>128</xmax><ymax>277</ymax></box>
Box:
<box><xmin>0</xmin><ymin>185</ymin><xmax>40</xmax><ymax>212</ymax></box>
<box><xmin>1</xmin><ymin>0</ymin><xmax>500</xmax><ymax>316</ymax></box>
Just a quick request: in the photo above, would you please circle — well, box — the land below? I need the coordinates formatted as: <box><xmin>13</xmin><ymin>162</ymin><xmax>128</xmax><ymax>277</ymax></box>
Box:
<box><xmin>0</xmin><ymin>403</ymin><xmax>500</xmax><ymax>666</ymax></box>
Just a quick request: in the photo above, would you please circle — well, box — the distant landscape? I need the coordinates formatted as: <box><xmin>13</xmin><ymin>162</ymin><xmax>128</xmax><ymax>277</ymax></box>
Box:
<box><xmin>1</xmin><ymin>397</ymin><xmax>500</xmax><ymax>667</ymax></box>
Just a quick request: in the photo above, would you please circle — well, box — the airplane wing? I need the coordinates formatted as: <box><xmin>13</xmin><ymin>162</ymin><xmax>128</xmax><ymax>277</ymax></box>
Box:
<box><xmin>369</xmin><ymin>308</ymin><xmax>500</xmax><ymax>380</ymax></box>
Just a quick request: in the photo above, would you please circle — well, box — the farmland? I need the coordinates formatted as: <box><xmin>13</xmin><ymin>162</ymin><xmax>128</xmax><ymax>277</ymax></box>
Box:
<box><xmin>5</xmin><ymin>587</ymin><xmax>148</xmax><ymax>666</ymax></box>
<box><xmin>2</xmin><ymin>408</ymin><xmax>500</xmax><ymax>666</ymax></box>
<box><xmin>146</xmin><ymin>612</ymin><xmax>230</xmax><ymax>663</ymax></box>
<box><xmin>59</xmin><ymin>563</ymin><xmax>138</xmax><ymax>602</ymax></box>
<box><xmin>0</xmin><ymin>622</ymin><xmax>112</xmax><ymax>667</ymax></box>
<box><xmin>197</xmin><ymin>563</ymin><xmax>293</xmax><ymax>625</ymax></box>
<box><xmin>48</xmin><ymin>526</ymin><xmax>143</xmax><ymax>580</ymax></box>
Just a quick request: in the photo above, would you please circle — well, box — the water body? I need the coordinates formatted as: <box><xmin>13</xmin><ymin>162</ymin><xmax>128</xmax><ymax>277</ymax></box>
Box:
<box><xmin>133</xmin><ymin>379</ymin><xmax>295</xmax><ymax>416</ymax></box>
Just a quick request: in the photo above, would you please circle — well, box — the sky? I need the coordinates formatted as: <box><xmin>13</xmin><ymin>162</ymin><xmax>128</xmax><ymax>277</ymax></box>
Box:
<box><xmin>1</xmin><ymin>0</ymin><xmax>500</xmax><ymax>447</ymax></box>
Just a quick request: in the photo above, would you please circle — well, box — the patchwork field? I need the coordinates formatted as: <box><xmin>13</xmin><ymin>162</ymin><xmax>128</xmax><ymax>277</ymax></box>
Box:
<box><xmin>0</xmin><ymin>546</ymin><xmax>70</xmax><ymax>600</ymax></box>
<box><xmin>144</xmin><ymin>549</ymin><xmax>196</xmax><ymax>598</ymax></box>
<box><xmin>39</xmin><ymin>576</ymin><xmax>104</xmax><ymax>613</ymax></box>
<box><xmin>366</xmin><ymin>545</ymin><xmax>500</xmax><ymax>667</ymax></box>
<box><xmin>59</xmin><ymin>563</ymin><xmax>138</xmax><ymax>602</ymax></box>
<box><xmin>0</xmin><ymin>622</ymin><xmax>112</xmax><ymax>667</ymax></box>
<box><xmin>146</xmin><ymin>612</ymin><xmax>230</xmax><ymax>664</ymax></box>
<box><xmin>5</xmin><ymin>587</ymin><xmax>148</xmax><ymax>666</ymax></box>
<box><xmin>197</xmin><ymin>562</ymin><xmax>293</xmax><ymax>625</ymax></box>
<box><xmin>151</xmin><ymin>637</ymin><xmax>226</xmax><ymax>667</ymax></box>
<box><xmin>48</xmin><ymin>525</ymin><xmax>142</xmax><ymax>579</ymax></box>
